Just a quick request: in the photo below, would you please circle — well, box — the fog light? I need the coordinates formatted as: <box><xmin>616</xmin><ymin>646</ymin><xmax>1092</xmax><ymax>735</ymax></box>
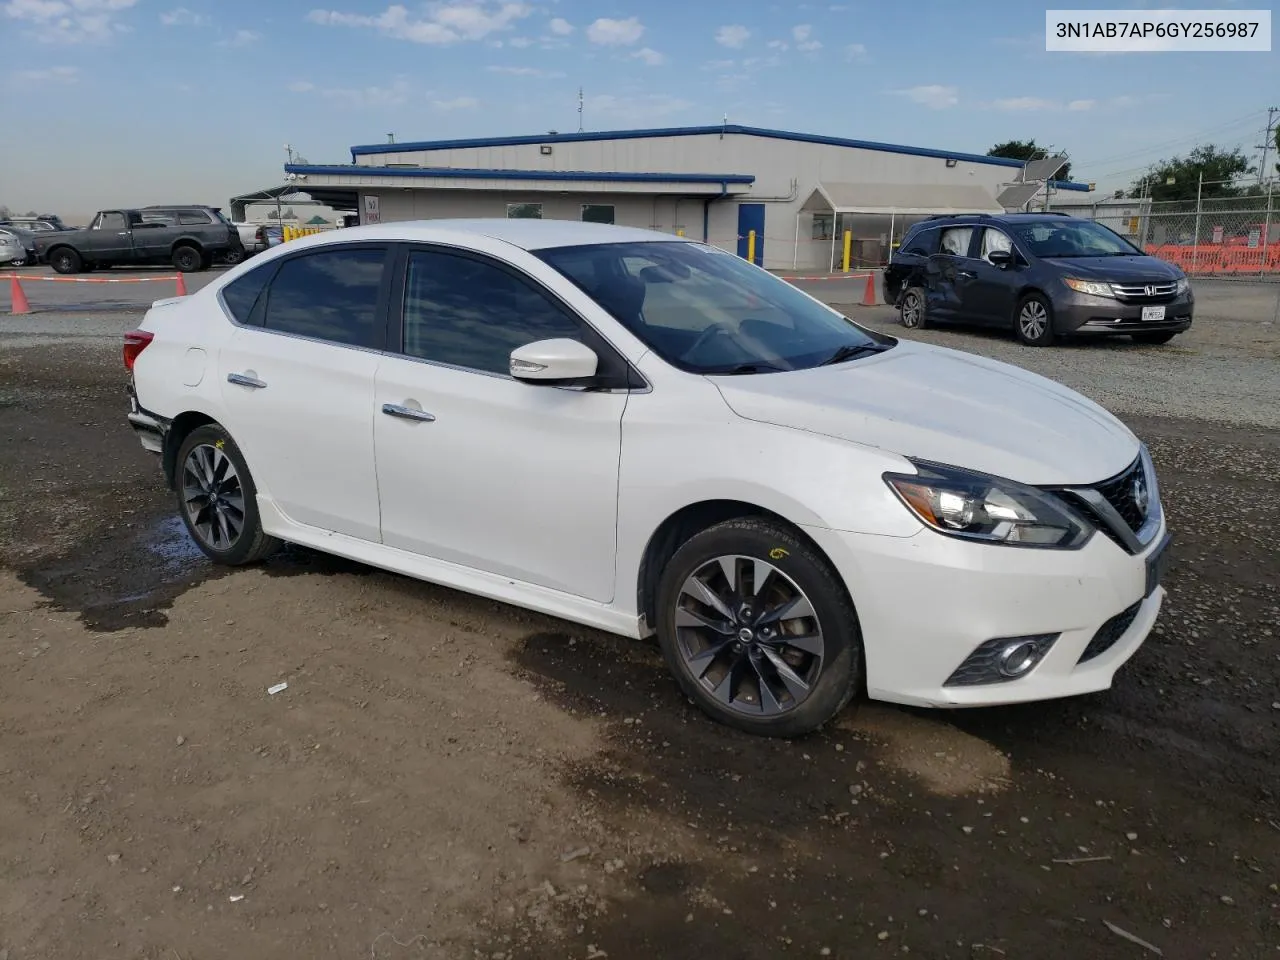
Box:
<box><xmin>944</xmin><ymin>633</ymin><xmax>1060</xmax><ymax>686</ymax></box>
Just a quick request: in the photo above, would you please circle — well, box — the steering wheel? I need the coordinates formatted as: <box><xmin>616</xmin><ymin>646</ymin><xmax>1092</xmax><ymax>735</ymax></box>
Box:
<box><xmin>682</xmin><ymin>322</ymin><xmax>734</xmax><ymax>361</ymax></box>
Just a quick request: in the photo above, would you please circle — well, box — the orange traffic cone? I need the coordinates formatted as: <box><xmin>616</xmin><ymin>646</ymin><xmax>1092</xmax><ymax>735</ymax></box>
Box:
<box><xmin>9</xmin><ymin>274</ymin><xmax>31</xmax><ymax>315</ymax></box>
<box><xmin>861</xmin><ymin>272</ymin><xmax>877</xmax><ymax>307</ymax></box>
<box><xmin>175</xmin><ymin>273</ymin><xmax>188</xmax><ymax>297</ymax></box>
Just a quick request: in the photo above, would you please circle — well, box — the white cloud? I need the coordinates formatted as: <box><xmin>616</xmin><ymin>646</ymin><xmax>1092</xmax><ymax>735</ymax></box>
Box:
<box><xmin>702</xmin><ymin>58</ymin><xmax>735</xmax><ymax>70</ymax></box>
<box><xmin>288</xmin><ymin>79</ymin><xmax>315</xmax><ymax>92</ymax></box>
<box><xmin>632</xmin><ymin>46</ymin><xmax>664</xmax><ymax>65</ymax></box>
<box><xmin>13</xmin><ymin>64</ymin><xmax>79</xmax><ymax>82</ymax></box>
<box><xmin>586</xmin><ymin>93</ymin><xmax>691</xmax><ymax>122</ymax></box>
<box><xmin>1067</xmin><ymin>98</ymin><xmax>1095</xmax><ymax>111</ymax></box>
<box><xmin>797</xmin><ymin>39</ymin><xmax>821</xmax><ymax>51</ymax></box>
<box><xmin>715</xmin><ymin>24</ymin><xmax>749</xmax><ymax>47</ymax></box>
<box><xmin>432</xmin><ymin>95</ymin><xmax>480</xmax><ymax>110</ymax></box>
<box><xmin>766</xmin><ymin>39</ymin><xmax>787</xmax><ymax>50</ymax></box>
<box><xmin>792</xmin><ymin>23</ymin><xmax>811</xmax><ymax>41</ymax></box>
<box><xmin>547</xmin><ymin>15</ymin><xmax>572</xmax><ymax>35</ymax></box>
<box><xmin>306</xmin><ymin>2</ymin><xmax>532</xmax><ymax>45</ymax></box>
<box><xmin>291</xmin><ymin>76</ymin><xmax>414</xmax><ymax>108</ymax></box>
<box><xmin>992</xmin><ymin>96</ymin><xmax>1056</xmax><ymax>111</ymax></box>
<box><xmin>508</xmin><ymin>35</ymin><xmax>531</xmax><ymax>46</ymax></box>
<box><xmin>3</xmin><ymin>0</ymin><xmax>137</xmax><ymax>43</ymax></box>
<box><xmin>219</xmin><ymin>28</ymin><xmax>260</xmax><ymax>47</ymax></box>
<box><xmin>893</xmin><ymin>84</ymin><xmax>958</xmax><ymax>109</ymax></box>
<box><xmin>586</xmin><ymin>15</ymin><xmax>643</xmax><ymax>45</ymax></box>
<box><xmin>844</xmin><ymin>42</ymin><xmax>867</xmax><ymax>59</ymax></box>
<box><xmin>486</xmin><ymin>64</ymin><xmax>565</xmax><ymax>78</ymax></box>
<box><xmin>160</xmin><ymin>6</ymin><xmax>207</xmax><ymax>26</ymax></box>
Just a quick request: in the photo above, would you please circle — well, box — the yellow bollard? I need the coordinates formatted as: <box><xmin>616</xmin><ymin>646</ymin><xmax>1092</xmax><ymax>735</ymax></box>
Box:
<box><xmin>842</xmin><ymin>230</ymin><xmax>852</xmax><ymax>272</ymax></box>
<box><xmin>747</xmin><ymin>229</ymin><xmax>756</xmax><ymax>264</ymax></box>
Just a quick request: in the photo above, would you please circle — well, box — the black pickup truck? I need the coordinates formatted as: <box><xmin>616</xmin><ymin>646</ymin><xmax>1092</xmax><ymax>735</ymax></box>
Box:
<box><xmin>34</xmin><ymin>206</ymin><xmax>243</xmax><ymax>274</ymax></box>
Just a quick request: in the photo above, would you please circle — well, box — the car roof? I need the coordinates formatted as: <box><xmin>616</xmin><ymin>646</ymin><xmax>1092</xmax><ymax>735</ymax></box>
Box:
<box><xmin>296</xmin><ymin>218</ymin><xmax>688</xmax><ymax>252</ymax></box>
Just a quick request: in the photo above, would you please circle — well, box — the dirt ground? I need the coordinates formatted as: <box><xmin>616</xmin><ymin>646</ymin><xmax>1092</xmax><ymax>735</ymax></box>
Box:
<box><xmin>1</xmin><ymin>301</ymin><xmax>1278</xmax><ymax>959</ymax></box>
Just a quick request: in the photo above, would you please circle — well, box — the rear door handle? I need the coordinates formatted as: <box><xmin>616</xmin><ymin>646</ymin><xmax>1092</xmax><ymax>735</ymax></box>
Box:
<box><xmin>382</xmin><ymin>403</ymin><xmax>435</xmax><ymax>422</ymax></box>
<box><xmin>227</xmin><ymin>372</ymin><xmax>267</xmax><ymax>389</ymax></box>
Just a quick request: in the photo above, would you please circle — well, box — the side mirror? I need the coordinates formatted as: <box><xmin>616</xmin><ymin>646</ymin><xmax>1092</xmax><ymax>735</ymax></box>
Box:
<box><xmin>987</xmin><ymin>249</ymin><xmax>1013</xmax><ymax>267</ymax></box>
<box><xmin>510</xmin><ymin>338</ymin><xmax>599</xmax><ymax>385</ymax></box>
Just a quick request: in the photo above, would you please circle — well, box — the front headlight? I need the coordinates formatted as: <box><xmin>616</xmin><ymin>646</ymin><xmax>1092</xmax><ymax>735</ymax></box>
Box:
<box><xmin>1063</xmin><ymin>277</ymin><xmax>1116</xmax><ymax>298</ymax></box>
<box><xmin>884</xmin><ymin>460</ymin><xmax>1094</xmax><ymax>549</ymax></box>
<box><xmin>1176</xmin><ymin>277</ymin><xmax>1190</xmax><ymax>295</ymax></box>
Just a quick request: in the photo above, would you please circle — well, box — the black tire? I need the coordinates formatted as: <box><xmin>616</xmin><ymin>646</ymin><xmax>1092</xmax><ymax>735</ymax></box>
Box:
<box><xmin>1014</xmin><ymin>293</ymin><xmax>1056</xmax><ymax>346</ymax></box>
<box><xmin>654</xmin><ymin>517</ymin><xmax>863</xmax><ymax>738</ymax></box>
<box><xmin>222</xmin><ymin>249</ymin><xmax>245</xmax><ymax>265</ymax></box>
<box><xmin>174</xmin><ymin>424</ymin><xmax>281</xmax><ymax>566</ymax></box>
<box><xmin>48</xmin><ymin>247</ymin><xmax>82</xmax><ymax>275</ymax></box>
<box><xmin>1132</xmin><ymin>332</ymin><xmax>1176</xmax><ymax>345</ymax></box>
<box><xmin>899</xmin><ymin>285</ymin><xmax>929</xmax><ymax>329</ymax></box>
<box><xmin>172</xmin><ymin>245</ymin><xmax>203</xmax><ymax>273</ymax></box>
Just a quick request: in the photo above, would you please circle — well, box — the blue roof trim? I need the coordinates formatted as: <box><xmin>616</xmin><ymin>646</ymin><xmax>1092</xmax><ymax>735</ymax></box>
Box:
<box><xmin>346</xmin><ymin>124</ymin><xmax>1090</xmax><ymax>192</ymax></box>
<box><xmin>286</xmin><ymin>163</ymin><xmax>755</xmax><ymax>185</ymax></box>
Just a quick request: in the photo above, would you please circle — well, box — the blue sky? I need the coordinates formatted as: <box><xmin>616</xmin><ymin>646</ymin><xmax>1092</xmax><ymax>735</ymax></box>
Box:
<box><xmin>1</xmin><ymin>0</ymin><xmax>1275</xmax><ymax>219</ymax></box>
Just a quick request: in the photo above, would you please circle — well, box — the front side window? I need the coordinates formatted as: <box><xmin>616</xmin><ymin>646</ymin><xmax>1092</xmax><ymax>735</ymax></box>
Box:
<box><xmin>261</xmin><ymin>247</ymin><xmax>386</xmax><ymax>347</ymax></box>
<box><xmin>507</xmin><ymin>203</ymin><xmax>543</xmax><ymax>219</ymax></box>
<box><xmin>980</xmin><ymin>228</ymin><xmax>1013</xmax><ymax>262</ymax></box>
<box><xmin>1012</xmin><ymin>219</ymin><xmax>1143</xmax><ymax>258</ymax></box>
<box><xmin>400</xmin><ymin>250</ymin><xmax>583</xmax><ymax>375</ymax></box>
<box><xmin>538</xmin><ymin>240</ymin><xmax>894</xmax><ymax>375</ymax></box>
<box><xmin>98</xmin><ymin>212</ymin><xmax>126</xmax><ymax>231</ymax></box>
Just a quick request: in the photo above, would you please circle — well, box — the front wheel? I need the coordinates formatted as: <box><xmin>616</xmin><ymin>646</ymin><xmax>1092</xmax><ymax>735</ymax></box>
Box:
<box><xmin>1132</xmin><ymin>331</ymin><xmax>1176</xmax><ymax>345</ymax></box>
<box><xmin>175</xmin><ymin>424</ymin><xmax>281</xmax><ymax>566</ymax></box>
<box><xmin>655</xmin><ymin>518</ymin><xmax>863</xmax><ymax>738</ymax></box>
<box><xmin>1015</xmin><ymin>294</ymin><xmax>1056</xmax><ymax>346</ymax></box>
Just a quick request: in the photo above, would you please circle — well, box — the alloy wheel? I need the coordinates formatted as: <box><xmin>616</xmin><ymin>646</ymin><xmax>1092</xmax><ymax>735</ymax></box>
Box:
<box><xmin>674</xmin><ymin>555</ymin><xmax>825</xmax><ymax>717</ymax></box>
<box><xmin>1019</xmin><ymin>301</ymin><xmax>1049</xmax><ymax>341</ymax></box>
<box><xmin>181</xmin><ymin>443</ymin><xmax>246</xmax><ymax>550</ymax></box>
<box><xmin>901</xmin><ymin>292</ymin><xmax>922</xmax><ymax>327</ymax></box>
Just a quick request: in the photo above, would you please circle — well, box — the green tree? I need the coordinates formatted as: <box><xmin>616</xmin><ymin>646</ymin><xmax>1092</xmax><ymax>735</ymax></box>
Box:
<box><xmin>986</xmin><ymin>139</ymin><xmax>1072</xmax><ymax>181</ymax></box>
<box><xmin>1128</xmin><ymin>144</ymin><xmax>1254</xmax><ymax>200</ymax></box>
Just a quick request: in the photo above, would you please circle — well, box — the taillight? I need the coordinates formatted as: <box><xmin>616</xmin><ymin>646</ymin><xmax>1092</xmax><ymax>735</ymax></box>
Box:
<box><xmin>123</xmin><ymin>329</ymin><xmax>154</xmax><ymax>372</ymax></box>
<box><xmin>255</xmin><ymin>226</ymin><xmax>265</xmax><ymax>243</ymax></box>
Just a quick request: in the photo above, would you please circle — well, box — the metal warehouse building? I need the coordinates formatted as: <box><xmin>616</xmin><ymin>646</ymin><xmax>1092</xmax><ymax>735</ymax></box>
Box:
<box><xmin>284</xmin><ymin>124</ymin><xmax>1089</xmax><ymax>271</ymax></box>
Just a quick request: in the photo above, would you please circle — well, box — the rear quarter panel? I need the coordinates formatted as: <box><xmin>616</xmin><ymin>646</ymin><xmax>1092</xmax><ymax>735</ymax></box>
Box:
<box><xmin>132</xmin><ymin>287</ymin><xmax>234</xmax><ymax>424</ymax></box>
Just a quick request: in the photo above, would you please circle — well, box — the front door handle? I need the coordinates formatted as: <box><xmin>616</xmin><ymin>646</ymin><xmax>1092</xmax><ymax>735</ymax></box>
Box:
<box><xmin>381</xmin><ymin>403</ymin><xmax>435</xmax><ymax>422</ymax></box>
<box><xmin>227</xmin><ymin>372</ymin><xmax>267</xmax><ymax>389</ymax></box>
<box><xmin>957</xmin><ymin>269</ymin><xmax>976</xmax><ymax>279</ymax></box>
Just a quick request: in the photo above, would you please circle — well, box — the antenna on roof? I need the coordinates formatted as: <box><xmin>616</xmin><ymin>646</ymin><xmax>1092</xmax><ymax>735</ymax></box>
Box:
<box><xmin>578</xmin><ymin>87</ymin><xmax>584</xmax><ymax>132</ymax></box>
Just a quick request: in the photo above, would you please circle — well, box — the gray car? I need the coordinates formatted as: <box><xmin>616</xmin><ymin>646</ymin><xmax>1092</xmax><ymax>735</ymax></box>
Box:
<box><xmin>883</xmin><ymin>213</ymin><xmax>1193</xmax><ymax>347</ymax></box>
<box><xmin>0</xmin><ymin>229</ymin><xmax>27</xmax><ymax>266</ymax></box>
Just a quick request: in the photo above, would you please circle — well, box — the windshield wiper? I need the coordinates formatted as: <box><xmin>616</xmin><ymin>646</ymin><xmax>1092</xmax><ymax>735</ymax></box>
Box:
<box><xmin>703</xmin><ymin>362</ymin><xmax>786</xmax><ymax>375</ymax></box>
<box><xmin>819</xmin><ymin>343</ymin><xmax>891</xmax><ymax>366</ymax></box>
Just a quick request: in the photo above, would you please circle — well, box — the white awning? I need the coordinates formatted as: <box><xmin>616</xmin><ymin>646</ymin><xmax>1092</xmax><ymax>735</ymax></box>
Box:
<box><xmin>800</xmin><ymin>181</ymin><xmax>1003</xmax><ymax>216</ymax></box>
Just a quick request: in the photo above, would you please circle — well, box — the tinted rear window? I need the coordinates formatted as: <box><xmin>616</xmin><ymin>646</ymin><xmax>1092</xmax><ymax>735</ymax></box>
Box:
<box><xmin>220</xmin><ymin>264</ymin><xmax>271</xmax><ymax>323</ymax></box>
<box><xmin>901</xmin><ymin>228</ymin><xmax>938</xmax><ymax>256</ymax></box>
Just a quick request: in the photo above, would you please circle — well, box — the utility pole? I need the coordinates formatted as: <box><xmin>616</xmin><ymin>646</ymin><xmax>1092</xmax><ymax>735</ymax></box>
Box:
<box><xmin>577</xmin><ymin>87</ymin><xmax>584</xmax><ymax>132</ymax></box>
<box><xmin>1256</xmin><ymin>105</ymin><xmax>1279</xmax><ymax>185</ymax></box>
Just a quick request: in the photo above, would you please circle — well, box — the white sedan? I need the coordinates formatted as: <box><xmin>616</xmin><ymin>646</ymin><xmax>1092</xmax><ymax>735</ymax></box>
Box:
<box><xmin>124</xmin><ymin>219</ymin><xmax>1170</xmax><ymax>737</ymax></box>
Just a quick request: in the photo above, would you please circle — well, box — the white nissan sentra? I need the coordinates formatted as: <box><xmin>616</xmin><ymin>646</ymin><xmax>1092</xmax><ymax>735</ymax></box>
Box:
<box><xmin>124</xmin><ymin>219</ymin><xmax>1170</xmax><ymax>738</ymax></box>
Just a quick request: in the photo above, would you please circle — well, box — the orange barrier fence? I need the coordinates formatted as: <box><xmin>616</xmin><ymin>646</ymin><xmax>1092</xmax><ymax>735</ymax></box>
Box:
<box><xmin>3</xmin><ymin>272</ymin><xmax>188</xmax><ymax>314</ymax></box>
<box><xmin>1145</xmin><ymin>244</ymin><xmax>1280</xmax><ymax>274</ymax></box>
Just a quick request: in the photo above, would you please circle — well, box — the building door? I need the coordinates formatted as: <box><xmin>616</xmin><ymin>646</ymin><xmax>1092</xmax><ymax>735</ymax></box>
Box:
<box><xmin>736</xmin><ymin>203</ymin><xmax>765</xmax><ymax>265</ymax></box>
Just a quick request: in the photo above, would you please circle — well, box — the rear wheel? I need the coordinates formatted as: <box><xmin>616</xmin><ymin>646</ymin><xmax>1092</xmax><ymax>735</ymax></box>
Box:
<box><xmin>899</xmin><ymin>285</ymin><xmax>929</xmax><ymax>329</ymax></box>
<box><xmin>175</xmin><ymin>424</ymin><xmax>281</xmax><ymax>566</ymax></box>
<box><xmin>655</xmin><ymin>517</ymin><xmax>863</xmax><ymax>738</ymax></box>
<box><xmin>1132</xmin><ymin>331</ymin><xmax>1175</xmax><ymax>345</ymax></box>
<box><xmin>48</xmin><ymin>247</ymin><xmax>82</xmax><ymax>275</ymax></box>
<box><xmin>1015</xmin><ymin>293</ymin><xmax>1055</xmax><ymax>347</ymax></box>
<box><xmin>172</xmin><ymin>245</ymin><xmax>203</xmax><ymax>273</ymax></box>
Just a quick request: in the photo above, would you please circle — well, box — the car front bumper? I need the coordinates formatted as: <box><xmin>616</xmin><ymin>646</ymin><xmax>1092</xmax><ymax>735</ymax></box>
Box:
<box><xmin>1055</xmin><ymin>290</ymin><xmax>1193</xmax><ymax>335</ymax></box>
<box><xmin>802</xmin><ymin>518</ymin><xmax>1168</xmax><ymax>708</ymax></box>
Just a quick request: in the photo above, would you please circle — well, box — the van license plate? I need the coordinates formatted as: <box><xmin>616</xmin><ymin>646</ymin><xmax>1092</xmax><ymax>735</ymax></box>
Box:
<box><xmin>1141</xmin><ymin>305</ymin><xmax>1166</xmax><ymax>322</ymax></box>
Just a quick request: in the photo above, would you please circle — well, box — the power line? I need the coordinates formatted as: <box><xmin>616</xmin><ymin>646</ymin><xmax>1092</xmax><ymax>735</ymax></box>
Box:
<box><xmin>1074</xmin><ymin>109</ymin><xmax>1265</xmax><ymax>168</ymax></box>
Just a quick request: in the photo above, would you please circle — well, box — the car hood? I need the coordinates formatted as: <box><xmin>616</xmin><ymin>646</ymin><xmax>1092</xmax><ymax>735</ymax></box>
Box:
<box><xmin>711</xmin><ymin>341</ymin><xmax>1139</xmax><ymax>485</ymax></box>
<box><xmin>1041</xmin><ymin>255</ymin><xmax>1182</xmax><ymax>281</ymax></box>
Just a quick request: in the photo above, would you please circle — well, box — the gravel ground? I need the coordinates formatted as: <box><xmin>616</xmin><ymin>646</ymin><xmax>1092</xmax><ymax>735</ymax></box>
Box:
<box><xmin>1</xmin><ymin>285</ymin><xmax>1278</xmax><ymax>959</ymax></box>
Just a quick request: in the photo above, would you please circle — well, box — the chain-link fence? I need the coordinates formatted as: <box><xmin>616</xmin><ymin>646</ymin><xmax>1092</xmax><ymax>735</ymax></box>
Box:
<box><xmin>1061</xmin><ymin>193</ymin><xmax>1279</xmax><ymax>277</ymax></box>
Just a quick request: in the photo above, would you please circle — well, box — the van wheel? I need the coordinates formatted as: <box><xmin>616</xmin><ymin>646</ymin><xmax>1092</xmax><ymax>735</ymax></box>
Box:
<box><xmin>655</xmin><ymin>517</ymin><xmax>862</xmax><ymax>738</ymax></box>
<box><xmin>172</xmin><ymin>245</ymin><xmax>203</xmax><ymax>273</ymax></box>
<box><xmin>175</xmin><ymin>424</ymin><xmax>281</xmax><ymax>566</ymax></box>
<box><xmin>899</xmin><ymin>286</ymin><xmax>929</xmax><ymax>329</ymax></box>
<box><xmin>1015</xmin><ymin>294</ymin><xmax>1055</xmax><ymax>346</ymax></box>
<box><xmin>49</xmin><ymin>248</ymin><xmax>82</xmax><ymax>275</ymax></box>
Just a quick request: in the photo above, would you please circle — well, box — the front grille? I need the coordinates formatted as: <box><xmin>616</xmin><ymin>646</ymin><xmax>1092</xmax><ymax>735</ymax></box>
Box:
<box><xmin>1078</xmin><ymin>601</ymin><xmax>1142</xmax><ymax>664</ymax></box>
<box><xmin>1095</xmin><ymin>457</ymin><xmax>1146</xmax><ymax>533</ymax></box>
<box><xmin>1111</xmin><ymin>281</ymin><xmax>1178</xmax><ymax>302</ymax></box>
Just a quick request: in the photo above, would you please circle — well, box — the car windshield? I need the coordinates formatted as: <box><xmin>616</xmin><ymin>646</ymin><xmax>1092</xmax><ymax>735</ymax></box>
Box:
<box><xmin>1012</xmin><ymin>219</ymin><xmax>1142</xmax><ymax>258</ymax></box>
<box><xmin>537</xmin><ymin>240</ymin><xmax>894</xmax><ymax>374</ymax></box>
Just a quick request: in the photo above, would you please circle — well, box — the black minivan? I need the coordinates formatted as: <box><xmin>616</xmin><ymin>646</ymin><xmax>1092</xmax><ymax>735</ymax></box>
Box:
<box><xmin>882</xmin><ymin>213</ymin><xmax>1193</xmax><ymax>347</ymax></box>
